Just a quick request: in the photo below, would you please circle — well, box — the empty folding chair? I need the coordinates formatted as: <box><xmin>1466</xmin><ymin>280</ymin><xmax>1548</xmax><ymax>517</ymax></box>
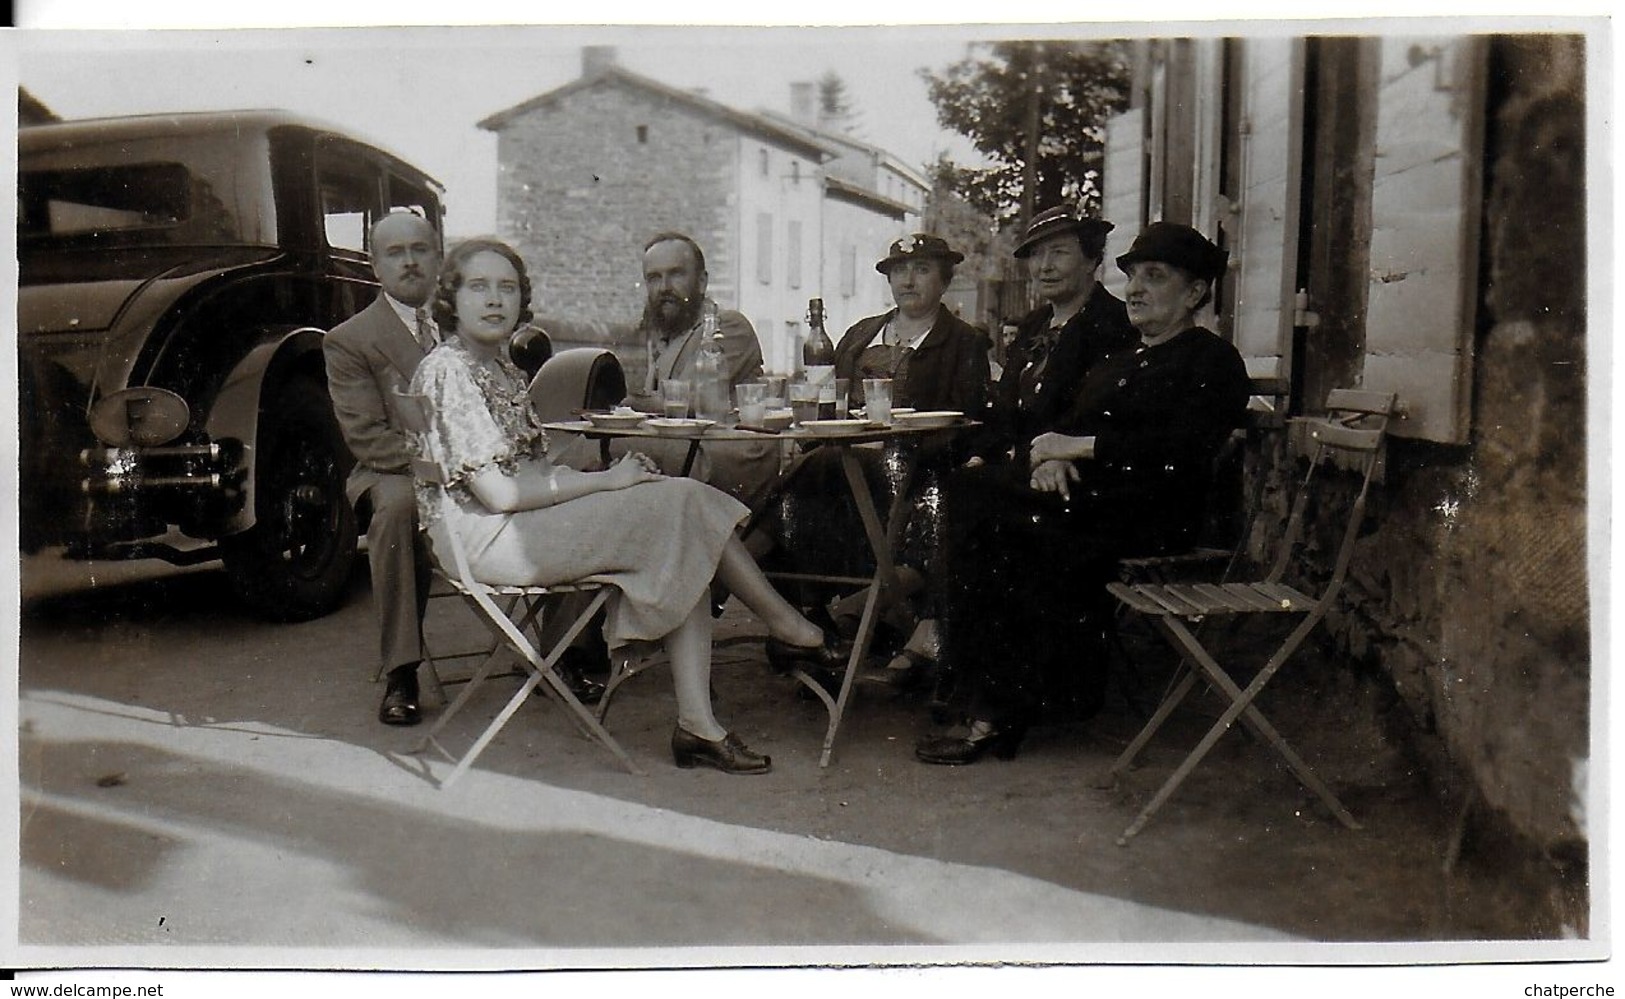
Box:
<box><xmin>393</xmin><ymin>391</ymin><xmax>643</xmax><ymax>786</ymax></box>
<box><xmin>1104</xmin><ymin>389</ymin><xmax>1396</xmax><ymax>844</ymax></box>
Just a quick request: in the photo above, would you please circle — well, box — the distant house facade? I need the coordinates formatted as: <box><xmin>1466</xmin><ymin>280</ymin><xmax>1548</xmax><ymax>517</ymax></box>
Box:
<box><xmin>478</xmin><ymin>48</ymin><xmax>928</xmax><ymax>374</ymax></box>
<box><xmin>1104</xmin><ymin>34</ymin><xmax>1587</xmax><ymax>912</ymax></box>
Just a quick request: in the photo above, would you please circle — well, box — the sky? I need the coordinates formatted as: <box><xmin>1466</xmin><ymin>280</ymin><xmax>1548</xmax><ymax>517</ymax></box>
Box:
<box><xmin>14</xmin><ymin>25</ymin><xmax>1020</xmax><ymax>237</ymax></box>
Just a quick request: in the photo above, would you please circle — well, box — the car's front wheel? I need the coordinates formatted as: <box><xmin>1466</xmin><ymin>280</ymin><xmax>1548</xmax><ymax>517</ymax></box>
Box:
<box><xmin>223</xmin><ymin>377</ymin><xmax>357</xmax><ymax>621</ymax></box>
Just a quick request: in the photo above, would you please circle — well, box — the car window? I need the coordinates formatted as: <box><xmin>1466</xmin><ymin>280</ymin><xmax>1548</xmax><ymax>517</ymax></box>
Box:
<box><xmin>20</xmin><ymin>162</ymin><xmax>192</xmax><ymax>239</ymax></box>
<box><xmin>319</xmin><ymin>171</ymin><xmax>377</xmax><ymax>253</ymax></box>
<box><xmin>387</xmin><ymin>173</ymin><xmax>440</xmax><ymax>233</ymax></box>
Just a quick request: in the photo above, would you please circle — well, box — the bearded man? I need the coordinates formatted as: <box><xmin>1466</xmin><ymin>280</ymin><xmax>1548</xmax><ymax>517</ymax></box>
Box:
<box><xmin>620</xmin><ymin>232</ymin><xmax>774</xmax><ymax>504</ymax></box>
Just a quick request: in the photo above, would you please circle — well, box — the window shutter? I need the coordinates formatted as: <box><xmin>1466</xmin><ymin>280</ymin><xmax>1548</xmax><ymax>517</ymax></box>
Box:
<box><xmin>1363</xmin><ymin>36</ymin><xmax>1486</xmax><ymax>443</ymax></box>
<box><xmin>756</xmin><ymin>212</ymin><xmax>773</xmax><ymax>285</ymax></box>
<box><xmin>1229</xmin><ymin>37</ymin><xmax>1307</xmax><ymax>403</ymax></box>
<box><xmin>1100</xmin><ymin>107</ymin><xmax>1145</xmax><ymax>301</ymax></box>
<box><xmin>788</xmin><ymin>220</ymin><xmax>802</xmax><ymax>289</ymax></box>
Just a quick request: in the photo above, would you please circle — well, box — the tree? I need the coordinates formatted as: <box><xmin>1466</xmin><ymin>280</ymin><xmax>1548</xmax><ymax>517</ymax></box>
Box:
<box><xmin>920</xmin><ymin>40</ymin><xmax>1132</xmax><ymax>227</ymax></box>
<box><xmin>817</xmin><ymin>70</ymin><xmax>862</xmax><ymax>135</ymax></box>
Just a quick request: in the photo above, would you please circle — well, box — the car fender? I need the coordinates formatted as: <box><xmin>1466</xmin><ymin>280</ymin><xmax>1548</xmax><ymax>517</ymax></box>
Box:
<box><xmin>205</xmin><ymin>325</ymin><xmax>329</xmax><ymax>534</ymax></box>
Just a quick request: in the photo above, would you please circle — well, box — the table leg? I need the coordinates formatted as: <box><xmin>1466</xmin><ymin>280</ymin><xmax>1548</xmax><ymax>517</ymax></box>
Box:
<box><xmin>816</xmin><ymin>445</ymin><xmax>918</xmax><ymax>767</ymax></box>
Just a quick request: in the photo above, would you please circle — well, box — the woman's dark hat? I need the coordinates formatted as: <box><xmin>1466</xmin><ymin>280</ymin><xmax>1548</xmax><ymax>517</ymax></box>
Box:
<box><xmin>876</xmin><ymin>233</ymin><xmax>965</xmax><ymax>274</ymax></box>
<box><xmin>1012</xmin><ymin>205</ymin><xmax>1114</xmax><ymax>259</ymax></box>
<box><xmin>1114</xmin><ymin>222</ymin><xmax>1229</xmax><ymax>280</ymax></box>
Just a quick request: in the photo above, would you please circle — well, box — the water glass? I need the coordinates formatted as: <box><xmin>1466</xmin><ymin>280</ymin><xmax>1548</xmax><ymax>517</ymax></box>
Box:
<box><xmin>789</xmin><ymin>381</ymin><xmax>821</xmax><ymax>426</ymax></box>
<box><xmin>661</xmin><ymin>379</ymin><xmax>692</xmax><ymax>419</ymax></box>
<box><xmin>864</xmin><ymin>378</ymin><xmax>894</xmax><ymax>424</ymax></box>
<box><xmin>737</xmin><ymin>381</ymin><xmax>768</xmax><ymax>426</ymax></box>
<box><xmin>833</xmin><ymin>378</ymin><xmax>850</xmax><ymax>418</ymax></box>
<box><xmin>761</xmin><ymin>374</ymin><xmax>788</xmax><ymax>409</ymax></box>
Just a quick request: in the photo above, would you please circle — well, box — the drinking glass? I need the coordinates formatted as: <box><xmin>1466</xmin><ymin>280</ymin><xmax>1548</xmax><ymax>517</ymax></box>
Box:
<box><xmin>833</xmin><ymin>378</ymin><xmax>850</xmax><ymax>418</ymax></box>
<box><xmin>661</xmin><ymin>379</ymin><xmax>692</xmax><ymax>419</ymax></box>
<box><xmin>761</xmin><ymin>374</ymin><xmax>788</xmax><ymax>409</ymax></box>
<box><xmin>789</xmin><ymin>381</ymin><xmax>821</xmax><ymax>426</ymax></box>
<box><xmin>737</xmin><ymin>381</ymin><xmax>768</xmax><ymax>427</ymax></box>
<box><xmin>863</xmin><ymin>378</ymin><xmax>894</xmax><ymax>424</ymax></box>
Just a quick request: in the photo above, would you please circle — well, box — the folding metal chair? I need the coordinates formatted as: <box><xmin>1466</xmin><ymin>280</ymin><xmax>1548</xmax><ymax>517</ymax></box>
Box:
<box><xmin>393</xmin><ymin>391</ymin><xmax>643</xmax><ymax>786</ymax></box>
<box><xmin>1108</xmin><ymin>366</ymin><xmax>1292</xmax><ymax>714</ymax></box>
<box><xmin>1104</xmin><ymin>389</ymin><xmax>1396</xmax><ymax>845</ymax></box>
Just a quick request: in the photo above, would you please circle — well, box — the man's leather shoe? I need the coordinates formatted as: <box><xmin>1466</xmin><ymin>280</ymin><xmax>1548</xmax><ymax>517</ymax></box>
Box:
<box><xmin>378</xmin><ymin>667</ymin><xmax>421</xmax><ymax>726</ymax></box>
<box><xmin>562</xmin><ymin>668</ymin><xmax>606</xmax><ymax>706</ymax></box>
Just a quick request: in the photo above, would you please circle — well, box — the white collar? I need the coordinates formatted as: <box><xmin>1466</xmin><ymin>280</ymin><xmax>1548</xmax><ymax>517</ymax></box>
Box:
<box><xmin>383</xmin><ymin>293</ymin><xmax>434</xmax><ymax>334</ymax></box>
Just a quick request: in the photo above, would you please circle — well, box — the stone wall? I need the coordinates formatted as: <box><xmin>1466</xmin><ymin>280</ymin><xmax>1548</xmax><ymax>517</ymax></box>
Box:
<box><xmin>490</xmin><ymin>80</ymin><xmax>737</xmax><ymax>328</ymax></box>
<box><xmin>1246</xmin><ymin>36</ymin><xmax>1588</xmax><ymax>861</ymax></box>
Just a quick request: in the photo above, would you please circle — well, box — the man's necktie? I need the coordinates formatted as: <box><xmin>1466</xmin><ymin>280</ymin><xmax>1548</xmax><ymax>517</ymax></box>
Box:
<box><xmin>414</xmin><ymin>309</ymin><xmax>436</xmax><ymax>352</ymax></box>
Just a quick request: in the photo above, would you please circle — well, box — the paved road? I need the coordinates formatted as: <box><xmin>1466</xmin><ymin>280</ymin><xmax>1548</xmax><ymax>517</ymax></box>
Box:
<box><xmin>15</xmin><ymin>549</ymin><xmax>1562</xmax><ymax>974</ymax></box>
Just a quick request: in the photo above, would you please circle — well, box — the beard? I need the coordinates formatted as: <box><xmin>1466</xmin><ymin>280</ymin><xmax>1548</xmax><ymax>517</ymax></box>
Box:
<box><xmin>642</xmin><ymin>289</ymin><xmax>704</xmax><ymax>338</ymax></box>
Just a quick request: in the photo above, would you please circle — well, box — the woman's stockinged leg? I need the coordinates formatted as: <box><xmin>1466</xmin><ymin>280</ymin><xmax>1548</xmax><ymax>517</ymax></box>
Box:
<box><xmin>715</xmin><ymin>535</ymin><xmax>823</xmax><ymax>647</ymax></box>
<box><xmin>665</xmin><ymin>595</ymin><xmax>728</xmax><ymax>741</ymax></box>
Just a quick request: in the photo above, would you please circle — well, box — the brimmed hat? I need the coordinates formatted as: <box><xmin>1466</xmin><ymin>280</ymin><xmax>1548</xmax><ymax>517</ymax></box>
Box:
<box><xmin>1114</xmin><ymin>222</ymin><xmax>1229</xmax><ymax>281</ymax></box>
<box><xmin>1012</xmin><ymin>205</ymin><xmax>1114</xmax><ymax>259</ymax></box>
<box><xmin>876</xmin><ymin>233</ymin><xmax>964</xmax><ymax>274</ymax></box>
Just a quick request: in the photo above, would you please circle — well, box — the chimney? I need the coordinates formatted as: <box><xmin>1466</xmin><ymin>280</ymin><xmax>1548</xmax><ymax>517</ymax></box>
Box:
<box><xmin>582</xmin><ymin>46</ymin><xmax>617</xmax><ymax>78</ymax></box>
<box><xmin>790</xmin><ymin>82</ymin><xmax>816</xmax><ymax>124</ymax></box>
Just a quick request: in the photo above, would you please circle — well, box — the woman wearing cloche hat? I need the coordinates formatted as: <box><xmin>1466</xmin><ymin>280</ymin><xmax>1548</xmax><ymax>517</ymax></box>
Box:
<box><xmin>917</xmin><ymin>221</ymin><xmax>1252</xmax><ymax>766</ymax></box>
<box><xmin>776</xmin><ymin>233</ymin><xmax>990</xmax><ymax>687</ymax></box>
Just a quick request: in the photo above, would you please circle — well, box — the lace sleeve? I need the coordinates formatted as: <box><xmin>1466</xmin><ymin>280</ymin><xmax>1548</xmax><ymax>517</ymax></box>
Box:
<box><xmin>410</xmin><ymin>348</ymin><xmax>522</xmax><ymax>492</ymax></box>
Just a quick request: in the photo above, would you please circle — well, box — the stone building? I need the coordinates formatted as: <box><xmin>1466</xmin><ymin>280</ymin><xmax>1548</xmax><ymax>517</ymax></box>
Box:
<box><xmin>1105</xmin><ymin>34</ymin><xmax>1590</xmax><ymax>929</ymax></box>
<box><xmin>477</xmin><ymin>48</ymin><xmax>928</xmax><ymax>375</ymax></box>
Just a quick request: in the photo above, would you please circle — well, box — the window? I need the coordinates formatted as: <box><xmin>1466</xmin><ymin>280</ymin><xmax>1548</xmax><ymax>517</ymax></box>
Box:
<box><xmin>756</xmin><ymin>212</ymin><xmax>773</xmax><ymax>284</ymax></box>
<box><xmin>791</xmin><ymin>160</ymin><xmax>801</xmax><ymax>186</ymax></box>
<box><xmin>320</xmin><ymin>172</ymin><xmax>376</xmax><ymax>252</ymax></box>
<box><xmin>759</xmin><ymin>148</ymin><xmax>770</xmax><ymax>178</ymax></box>
<box><xmin>20</xmin><ymin>162</ymin><xmax>191</xmax><ymax>239</ymax></box>
<box><xmin>839</xmin><ymin>244</ymin><xmax>856</xmax><ymax>298</ymax></box>
<box><xmin>388</xmin><ymin>174</ymin><xmax>441</xmax><ymax>234</ymax></box>
<box><xmin>787</xmin><ymin>220</ymin><xmax>802</xmax><ymax>289</ymax></box>
<box><xmin>636</xmin><ymin>124</ymin><xmax>648</xmax><ymax>144</ymax></box>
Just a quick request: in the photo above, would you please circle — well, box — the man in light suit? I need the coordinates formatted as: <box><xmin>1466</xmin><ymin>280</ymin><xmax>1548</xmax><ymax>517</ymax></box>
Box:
<box><xmin>324</xmin><ymin>211</ymin><xmax>442</xmax><ymax>726</ymax></box>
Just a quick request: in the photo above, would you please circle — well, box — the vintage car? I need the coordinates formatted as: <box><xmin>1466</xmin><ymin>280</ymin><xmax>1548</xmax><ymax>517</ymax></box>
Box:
<box><xmin>18</xmin><ymin>110</ymin><xmax>489</xmax><ymax>621</ymax></box>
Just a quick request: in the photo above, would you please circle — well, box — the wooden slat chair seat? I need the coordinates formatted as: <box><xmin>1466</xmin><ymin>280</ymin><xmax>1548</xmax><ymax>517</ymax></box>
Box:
<box><xmin>1103</xmin><ymin>388</ymin><xmax>1396</xmax><ymax>845</ymax></box>
<box><xmin>393</xmin><ymin>390</ymin><xmax>643</xmax><ymax>786</ymax></box>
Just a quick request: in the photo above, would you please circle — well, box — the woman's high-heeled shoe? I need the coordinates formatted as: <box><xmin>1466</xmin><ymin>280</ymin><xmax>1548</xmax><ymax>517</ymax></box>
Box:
<box><xmin>671</xmin><ymin>726</ymin><xmax>772</xmax><ymax>774</ymax></box>
<box><xmin>764</xmin><ymin>629</ymin><xmax>848</xmax><ymax>675</ymax></box>
<box><xmin>914</xmin><ymin>719</ymin><xmax>1028</xmax><ymax>766</ymax></box>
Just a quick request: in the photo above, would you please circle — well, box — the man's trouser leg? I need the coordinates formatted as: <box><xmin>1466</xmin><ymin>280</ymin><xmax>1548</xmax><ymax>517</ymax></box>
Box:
<box><xmin>367</xmin><ymin>474</ymin><xmax>430</xmax><ymax>673</ymax></box>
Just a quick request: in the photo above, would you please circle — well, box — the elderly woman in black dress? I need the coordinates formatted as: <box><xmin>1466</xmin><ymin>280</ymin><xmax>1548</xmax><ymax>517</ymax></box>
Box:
<box><xmin>917</xmin><ymin>222</ymin><xmax>1252</xmax><ymax>764</ymax></box>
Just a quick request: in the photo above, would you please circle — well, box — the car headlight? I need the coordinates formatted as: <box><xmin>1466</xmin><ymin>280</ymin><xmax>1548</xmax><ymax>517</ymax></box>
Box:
<box><xmin>88</xmin><ymin>387</ymin><xmax>191</xmax><ymax>447</ymax></box>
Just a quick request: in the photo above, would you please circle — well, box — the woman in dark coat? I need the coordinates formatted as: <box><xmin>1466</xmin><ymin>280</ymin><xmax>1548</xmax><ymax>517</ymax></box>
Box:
<box><xmin>917</xmin><ymin>222</ymin><xmax>1252</xmax><ymax>764</ymax></box>
<box><xmin>776</xmin><ymin>235</ymin><xmax>989</xmax><ymax>675</ymax></box>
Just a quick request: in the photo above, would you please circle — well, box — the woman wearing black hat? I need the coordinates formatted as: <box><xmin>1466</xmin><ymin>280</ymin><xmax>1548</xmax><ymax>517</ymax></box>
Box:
<box><xmin>834</xmin><ymin>233</ymin><xmax>988</xmax><ymax>415</ymax></box>
<box><xmin>775</xmin><ymin>234</ymin><xmax>989</xmax><ymax>683</ymax></box>
<box><xmin>918</xmin><ymin>222</ymin><xmax>1252</xmax><ymax>765</ymax></box>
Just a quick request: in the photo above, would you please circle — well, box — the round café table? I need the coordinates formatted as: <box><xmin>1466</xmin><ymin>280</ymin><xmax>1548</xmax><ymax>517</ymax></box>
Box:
<box><xmin>542</xmin><ymin>416</ymin><xmax>975</xmax><ymax>766</ymax></box>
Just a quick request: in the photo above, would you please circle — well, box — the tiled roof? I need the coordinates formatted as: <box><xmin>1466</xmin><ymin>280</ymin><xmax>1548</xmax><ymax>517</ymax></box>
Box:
<box><xmin>478</xmin><ymin>65</ymin><xmax>834</xmax><ymax>162</ymax></box>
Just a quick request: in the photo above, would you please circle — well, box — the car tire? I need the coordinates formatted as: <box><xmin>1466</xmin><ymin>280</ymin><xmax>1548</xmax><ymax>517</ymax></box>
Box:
<box><xmin>223</xmin><ymin>377</ymin><xmax>358</xmax><ymax>621</ymax></box>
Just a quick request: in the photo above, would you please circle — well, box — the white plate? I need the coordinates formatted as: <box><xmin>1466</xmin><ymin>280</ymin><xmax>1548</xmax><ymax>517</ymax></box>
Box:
<box><xmin>584</xmin><ymin>411</ymin><xmax>647</xmax><ymax>430</ymax></box>
<box><xmin>889</xmin><ymin>408</ymin><xmax>917</xmax><ymax>417</ymax></box>
<box><xmin>800</xmin><ymin>418</ymin><xmax>876</xmax><ymax>436</ymax></box>
<box><xmin>644</xmin><ymin>417</ymin><xmax>715</xmax><ymax>436</ymax></box>
<box><xmin>893</xmin><ymin>410</ymin><xmax>962</xmax><ymax>430</ymax></box>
